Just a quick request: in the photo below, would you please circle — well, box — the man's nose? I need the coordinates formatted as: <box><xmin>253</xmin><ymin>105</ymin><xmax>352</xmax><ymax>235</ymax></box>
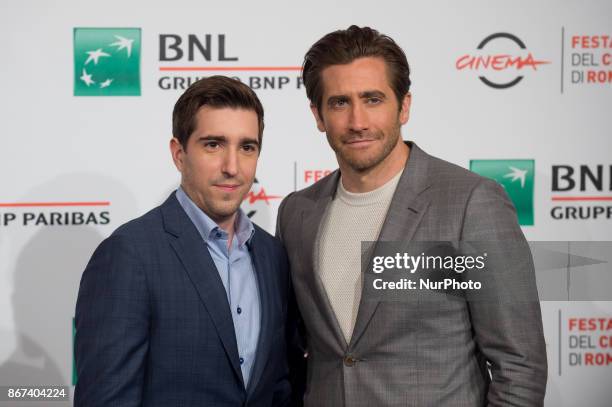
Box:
<box><xmin>221</xmin><ymin>148</ymin><xmax>239</xmax><ymax>177</ymax></box>
<box><xmin>348</xmin><ymin>103</ymin><xmax>369</xmax><ymax>132</ymax></box>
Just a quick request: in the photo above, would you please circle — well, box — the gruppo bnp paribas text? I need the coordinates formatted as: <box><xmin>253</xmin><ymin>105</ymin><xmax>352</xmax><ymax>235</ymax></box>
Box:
<box><xmin>157</xmin><ymin>34</ymin><xmax>304</xmax><ymax>91</ymax></box>
<box><xmin>1</xmin><ymin>211</ymin><xmax>110</xmax><ymax>227</ymax></box>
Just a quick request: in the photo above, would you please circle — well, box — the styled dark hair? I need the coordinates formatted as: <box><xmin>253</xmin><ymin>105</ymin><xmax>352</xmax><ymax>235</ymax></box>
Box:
<box><xmin>172</xmin><ymin>76</ymin><xmax>264</xmax><ymax>150</ymax></box>
<box><xmin>302</xmin><ymin>25</ymin><xmax>411</xmax><ymax>114</ymax></box>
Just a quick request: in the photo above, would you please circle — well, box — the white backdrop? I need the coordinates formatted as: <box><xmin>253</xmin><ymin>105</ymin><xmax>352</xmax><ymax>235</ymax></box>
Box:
<box><xmin>1</xmin><ymin>0</ymin><xmax>611</xmax><ymax>405</ymax></box>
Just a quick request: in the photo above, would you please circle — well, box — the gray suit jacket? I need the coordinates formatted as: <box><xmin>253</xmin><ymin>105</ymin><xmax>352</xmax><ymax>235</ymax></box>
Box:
<box><xmin>277</xmin><ymin>142</ymin><xmax>547</xmax><ymax>407</ymax></box>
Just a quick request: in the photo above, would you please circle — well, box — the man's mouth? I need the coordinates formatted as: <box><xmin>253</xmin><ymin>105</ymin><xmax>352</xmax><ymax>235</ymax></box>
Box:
<box><xmin>214</xmin><ymin>184</ymin><xmax>241</xmax><ymax>192</ymax></box>
<box><xmin>344</xmin><ymin>138</ymin><xmax>377</xmax><ymax>148</ymax></box>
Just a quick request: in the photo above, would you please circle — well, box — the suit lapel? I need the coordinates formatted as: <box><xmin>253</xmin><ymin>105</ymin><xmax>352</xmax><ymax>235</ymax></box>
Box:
<box><xmin>245</xmin><ymin>235</ymin><xmax>271</xmax><ymax>396</ymax></box>
<box><xmin>161</xmin><ymin>195</ymin><xmax>244</xmax><ymax>388</ymax></box>
<box><xmin>300</xmin><ymin>171</ymin><xmax>349</xmax><ymax>351</ymax></box>
<box><xmin>349</xmin><ymin>143</ymin><xmax>433</xmax><ymax>349</ymax></box>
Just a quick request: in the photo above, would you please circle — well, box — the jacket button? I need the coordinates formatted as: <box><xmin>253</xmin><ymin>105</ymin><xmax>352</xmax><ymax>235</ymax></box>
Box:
<box><xmin>344</xmin><ymin>355</ymin><xmax>356</xmax><ymax>367</ymax></box>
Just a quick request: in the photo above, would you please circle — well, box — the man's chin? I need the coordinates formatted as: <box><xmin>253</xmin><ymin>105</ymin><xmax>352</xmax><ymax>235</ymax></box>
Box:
<box><xmin>340</xmin><ymin>151</ymin><xmax>384</xmax><ymax>172</ymax></box>
<box><xmin>205</xmin><ymin>200</ymin><xmax>242</xmax><ymax>219</ymax></box>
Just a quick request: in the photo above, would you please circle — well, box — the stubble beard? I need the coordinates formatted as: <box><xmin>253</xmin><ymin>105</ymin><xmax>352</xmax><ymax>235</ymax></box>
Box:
<box><xmin>207</xmin><ymin>180</ymin><xmax>251</xmax><ymax>220</ymax></box>
<box><xmin>185</xmin><ymin>176</ymin><xmax>250</xmax><ymax>223</ymax></box>
<box><xmin>331</xmin><ymin>125</ymin><xmax>402</xmax><ymax>173</ymax></box>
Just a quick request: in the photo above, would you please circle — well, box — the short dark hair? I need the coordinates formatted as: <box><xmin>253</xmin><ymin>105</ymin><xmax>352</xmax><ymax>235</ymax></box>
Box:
<box><xmin>302</xmin><ymin>25</ymin><xmax>411</xmax><ymax>114</ymax></box>
<box><xmin>172</xmin><ymin>76</ymin><xmax>264</xmax><ymax>150</ymax></box>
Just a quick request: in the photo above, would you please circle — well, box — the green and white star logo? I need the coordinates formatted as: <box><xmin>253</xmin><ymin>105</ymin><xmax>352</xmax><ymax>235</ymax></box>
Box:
<box><xmin>470</xmin><ymin>159</ymin><xmax>535</xmax><ymax>226</ymax></box>
<box><xmin>73</xmin><ymin>28</ymin><xmax>141</xmax><ymax>96</ymax></box>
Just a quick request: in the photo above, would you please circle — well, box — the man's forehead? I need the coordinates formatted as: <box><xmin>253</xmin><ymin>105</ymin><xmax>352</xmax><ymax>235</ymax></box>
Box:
<box><xmin>191</xmin><ymin>106</ymin><xmax>259</xmax><ymax>138</ymax></box>
<box><xmin>320</xmin><ymin>56</ymin><xmax>392</xmax><ymax>97</ymax></box>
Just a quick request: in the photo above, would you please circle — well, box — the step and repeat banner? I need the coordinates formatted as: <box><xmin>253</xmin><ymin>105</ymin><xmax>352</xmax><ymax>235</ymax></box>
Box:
<box><xmin>1</xmin><ymin>0</ymin><xmax>610</xmax><ymax>405</ymax></box>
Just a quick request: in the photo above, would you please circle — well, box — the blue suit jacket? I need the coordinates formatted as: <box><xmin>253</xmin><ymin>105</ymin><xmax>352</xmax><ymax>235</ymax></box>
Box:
<box><xmin>75</xmin><ymin>193</ymin><xmax>292</xmax><ymax>406</ymax></box>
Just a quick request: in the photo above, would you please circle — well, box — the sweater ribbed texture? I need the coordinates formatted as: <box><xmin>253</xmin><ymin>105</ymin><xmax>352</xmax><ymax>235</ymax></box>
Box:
<box><xmin>316</xmin><ymin>171</ymin><xmax>402</xmax><ymax>342</ymax></box>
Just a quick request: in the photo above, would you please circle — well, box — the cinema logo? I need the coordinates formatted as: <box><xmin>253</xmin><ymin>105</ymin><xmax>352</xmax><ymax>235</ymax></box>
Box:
<box><xmin>157</xmin><ymin>34</ymin><xmax>302</xmax><ymax>91</ymax></box>
<box><xmin>552</xmin><ymin>164</ymin><xmax>612</xmax><ymax>220</ymax></box>
<box><xmin>241</xmin><ymin>178</ymin><xmax>282</xmax><ymax>220</ymax></box>
<box><xmin>0</xmin><ymin>201</ymin><xmax>111</xmax><ymax>227</ymax></box>
<box><xmin>456</xmin><ymin>33</ymin><xmax>550</xmax><ymax>89</ymax></box>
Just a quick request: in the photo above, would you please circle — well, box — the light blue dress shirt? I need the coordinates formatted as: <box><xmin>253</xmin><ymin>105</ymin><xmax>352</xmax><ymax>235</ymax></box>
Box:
<box><xmin>176</xmin><ymin>187</ymin><xmax>261</xmax><ymax>387</ymax></box>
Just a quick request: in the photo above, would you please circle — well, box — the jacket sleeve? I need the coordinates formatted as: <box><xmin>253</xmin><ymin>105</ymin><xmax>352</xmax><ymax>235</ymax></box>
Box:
<box><xmin>74</xmin><ymin>233</ymin><xmax>150</xmax><ymax>407</ymax></box>
<box><xmin>461</xmin><ymin>179</ymin><xmax>548</xmax><ymax>407</ymax></box>
<box><xmin>275</xmin><ymin>193</ymin><xmax>307</xmax><ymax>407</ymax></box>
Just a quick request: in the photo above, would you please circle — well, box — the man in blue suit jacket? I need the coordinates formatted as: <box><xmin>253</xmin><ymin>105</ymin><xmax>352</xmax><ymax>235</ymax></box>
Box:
<box><xmin>75</xmin><ymin>76</ymin><xmax>293</xmax><ymax>406</ymax></box>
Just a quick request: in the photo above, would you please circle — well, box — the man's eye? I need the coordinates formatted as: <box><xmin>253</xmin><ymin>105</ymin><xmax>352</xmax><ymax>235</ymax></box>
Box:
<box><xmin>204</xmin><ymin>141</ymin><xmax>220</xmax><ymax>149</ymax></box>
<box><xmin>367</xmin><ymin>97</ymin><xmax>382</xmax><ymax>104</ymax></box>
<box><xmin>330</xmin><ymin>99</ymin><xmax>347</xmax><ymax>108</ymax></box>
<box><xmin>242</xmin><ymin>144</ymin><xmax>258</xmax><ymax>152</ymax></box>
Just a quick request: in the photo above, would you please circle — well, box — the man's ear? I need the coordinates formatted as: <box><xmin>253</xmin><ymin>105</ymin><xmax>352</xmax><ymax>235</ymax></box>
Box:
<box><xmin>399</xmin><ymin>92</ymin><xmax>412</xmax><ymax>125</ymax></box>
<box><xmin>169</xmin><ymin>137</ymin><xmax>184</xmax><ymax>172</ymax></box>
<box><xmin>310</xmin><ymin>104</ymin><xmax>326</xmax><ymax>133</ymax></box>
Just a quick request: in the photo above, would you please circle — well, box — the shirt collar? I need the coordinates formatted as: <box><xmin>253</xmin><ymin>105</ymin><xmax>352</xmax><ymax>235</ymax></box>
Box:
<box><xmin>176</xmin><ymin>187</ymin><xmax>255</xmax><ymax>248</ymax></box>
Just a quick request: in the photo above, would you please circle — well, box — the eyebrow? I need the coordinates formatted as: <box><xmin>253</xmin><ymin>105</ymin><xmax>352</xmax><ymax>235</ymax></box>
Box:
<box><xmin>326</xmin><ymin>90</ymin><xmax>388</xmax><ymax>104</ymax></box>
<box><xmin>197</xmin><ymin>135</ymin><xmax>260</xmax><ymax>147</ymax></box>
<box><xmin>360</xmin><ymin>90</ymin><xmax>387</xmax><ymax>99</ymax></box>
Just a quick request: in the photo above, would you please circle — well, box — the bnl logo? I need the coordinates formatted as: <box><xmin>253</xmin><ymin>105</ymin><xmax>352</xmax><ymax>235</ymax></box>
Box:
<box><xmin>470</xmin><ymin>159</ymin><xmax>535</xmax><ymax>226</ymax></box>
<box><xmin>73</xmin><ymin>28</ymin><xmax>141</xmax><ymax>96</ymax></box>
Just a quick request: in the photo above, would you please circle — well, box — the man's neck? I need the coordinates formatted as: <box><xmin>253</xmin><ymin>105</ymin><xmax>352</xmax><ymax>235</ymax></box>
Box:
<box><xmin>340</xmin><ymin>141</ymin><xmax>410</xmax><ymax>193</ymax></box>
<box><xmin>179</xmin><ymin>185</ymin><xmax>237</xmax><ymax>247</ymax></box>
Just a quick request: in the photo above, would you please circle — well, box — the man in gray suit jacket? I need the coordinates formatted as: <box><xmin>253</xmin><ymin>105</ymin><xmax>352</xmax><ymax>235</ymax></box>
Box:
<box><xmin>276</xmin><ymin>26</ymin><xmax>547</xmax><ymax>406</ymax></box>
